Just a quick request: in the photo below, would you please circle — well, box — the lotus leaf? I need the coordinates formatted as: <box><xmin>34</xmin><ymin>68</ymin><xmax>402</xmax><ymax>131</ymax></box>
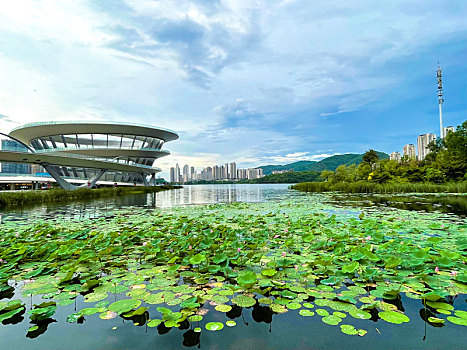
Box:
<box><xmin>206</xmin><ymin>322</ymin><xmax>224</xmax><ymax>331</ymax></box>
<box><xmin>287</xmin><ymin>302</ymin><xmax>301</xmax><ymax>310</ymax></box>
<box><xmin>232</xmin><ymin>295</ymin><xmax>256</xmax><ymax>307</ymax></box>
<box><xmin>340</xmin><ymin>324</ymin><xmax>358</xmax><ymax>335</ymax></box>
<box><xmin>108</xmin><ymin>299</ymin><xmax>141</xmax><ymax>314</ymax></box>
<box><xmin>322</xmin><ymin>315</ymin><xmax>341</xmax><ymax>325</ymax></box>
<box><xmin>299</xmin><ymin>309</ymin><xmax>314</xmax><ymax>317</ymax></box>
<box><xmin>316</xmin><ymin>309</ymin><xmax>329</xmax><ymax>316</ymax></box>
<box><xmin>188</xmin><ymin>315</ymin><xmax>203</xmax><ymax>322</ymax></box>
<box><xmin>147</xmin><ymin>319</ymin><xmax>162</xmax><ymax>327</ymax></box>
<box><xmin>270</xmin><ymin>304</ymin><xmax>287</xmax><ymax>313</ymax></box>
<box><xmin>379</xmin><ymin>310</ymin><xmax>410</xmax><ymax>324</ymax></box>
<box><xmin>215</xmin><ymin>304</ymin><xmax>232</xmax><ymax>312</ymax></box>
<box><xmin>349</xmin><ymin>309</ymin><xmax>371</xmax><ymax>320</ymax></box>
<box><xmin>447</xmin><ymin>316</ymin><xmax>467</xmax><ymax>326</ymax></box>
<box><xmin>237</xmin><ymin>270</ymin><xmax>257</xmax><ymax>286</ymax></box>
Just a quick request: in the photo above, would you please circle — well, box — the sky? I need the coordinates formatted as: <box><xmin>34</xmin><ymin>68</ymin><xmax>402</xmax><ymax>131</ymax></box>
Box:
<box><xmin>0</xmin><ymin>1</ymin><xmax>466</xmax><ymax>178</ymax></box>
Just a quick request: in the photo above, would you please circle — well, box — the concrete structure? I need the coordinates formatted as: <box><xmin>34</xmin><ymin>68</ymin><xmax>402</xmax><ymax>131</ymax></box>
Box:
<box><xmin>417</xmin><ymin>133</ymin><xmax>436</xmax><ymax>161</ymax></box>
<box><xmin>0</xmin><ymin>121</ymin><xmax>178</xmax><ymax>190</ymax></box>
<box><xmin>229</xmin><ymin>162</ymin><xmax>237</xmax><ymax>180</ymax></box>
<box><xmin>389</xmin><ymin>152</ymin><xmax>401</xmax><ymax>162</ymax></box>
<box><xmin>182</xmin><ymin>164</ymin><xmax>190</xmax><ymax>183</ymax></box>
<box><xmin>444</xmin><ymin>126</ymin><xmax>455</xmax><ymax>137</ymax></box>
<box><xmin>403</xmin><ymin>144</ymin><xmax>416</xmax><ymax>160</ymax></box>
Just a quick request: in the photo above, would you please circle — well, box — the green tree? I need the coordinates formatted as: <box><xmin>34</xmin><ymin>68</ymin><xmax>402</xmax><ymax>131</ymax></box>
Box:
<box><xmin>362</xmin><ymin>149</ymin><xmax>379</xmax><ymax>166</ymax></box>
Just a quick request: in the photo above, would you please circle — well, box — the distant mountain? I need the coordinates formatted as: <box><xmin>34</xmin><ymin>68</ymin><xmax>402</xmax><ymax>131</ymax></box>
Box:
<box><xmin>259</xmin><ymin>151</ymin><xmax>389</xmax><ymax>175</ymax></box>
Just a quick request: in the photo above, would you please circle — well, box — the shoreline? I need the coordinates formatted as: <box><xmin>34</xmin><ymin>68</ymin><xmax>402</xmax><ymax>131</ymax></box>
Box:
<box><xmin>0</xmin><ymin>185</ymin><xmax>182</xmax><ymax>210</ymax></box>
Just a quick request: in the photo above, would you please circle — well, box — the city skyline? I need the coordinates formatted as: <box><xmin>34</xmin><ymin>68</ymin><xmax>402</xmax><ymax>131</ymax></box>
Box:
<box><xmin>169</xmin><ymin>161</ymin><xmax>264</xmax><ymax>183</ymax></box>
<box><xmin>0</xmin><ymin>2</ymin><xmax>467</xmax><ymax>179</ymax></box>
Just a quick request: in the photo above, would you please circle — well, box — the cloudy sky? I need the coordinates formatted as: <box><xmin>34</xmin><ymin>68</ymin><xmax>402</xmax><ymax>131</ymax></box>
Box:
<box><xmin>1</xmin><ymin>1</ymin><xmax>466</xmax><ymax>177</ymax></box>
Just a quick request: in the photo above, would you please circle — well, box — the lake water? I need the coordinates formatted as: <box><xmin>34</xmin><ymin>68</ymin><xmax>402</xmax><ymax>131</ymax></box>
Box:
<box><xmin>0</xmin><ymin>184</ymin><xmax>465</xmax><ymax>350</ymax></box>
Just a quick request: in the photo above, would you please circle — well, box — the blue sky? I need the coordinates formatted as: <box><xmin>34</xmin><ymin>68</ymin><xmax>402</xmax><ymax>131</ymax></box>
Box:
<box><xmin>0</xmin><ymin>1</ymin><xmax>466</xmax><ymax>177</ymax></box>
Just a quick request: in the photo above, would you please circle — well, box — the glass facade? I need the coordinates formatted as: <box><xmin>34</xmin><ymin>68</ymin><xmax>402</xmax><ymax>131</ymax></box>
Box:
<box><xmin>0</xmin><ymin>140</ymin><xmax>31</xmax><ymax>174</ymax></box>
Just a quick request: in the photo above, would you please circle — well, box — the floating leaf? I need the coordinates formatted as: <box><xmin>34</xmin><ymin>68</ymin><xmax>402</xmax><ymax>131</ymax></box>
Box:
<box><xmin>322</xmin><ymin>315</ymin><xmax>341</xmax><ymax>325</ymax></box>
<box><xmin>206</xmin><ymin>322</ymin><xmax>224</xmax><ymax>331</ymax></box>
<box><xmin>188</xmin><ymin>315</ymin><xmax>203</xmax><ymax>322</ymax></box>
<box><xmin>379</xmin><ymin>311</ymin><xmax>410</xmax><ymax>324</ymax></box>
<box><xmin>287</xmin><ymin>302</ymin><xmax>301</xmax><ymax>310</ymax></box>
<box><xmin>232</xmin><ymin>295</ymin><xmax>256</xmax><ymax>307</ymax></box>
<box><xmin>147</xmin><ymin>319</ymin><xmax>162</xmax><ymax>327</ymax></box>
<box><xmin>349</xmin><ymin>309</ymin><xmax>371</xmax><ymax>320</ymax></box>
<box><xmin>99</xmin><ymin>311</ymin><xmax>118</xmax><ymax>320</ymax></box>
<box><xmin>316</xmin><ymin>309</ymin><xmax>329</xmax><ymax>317</ymax></box>
<box><xmin>447</xmin><ymin>316</ymin><xmax>467</xmax><ymax>326</ymax></box>
<box><xmin>299</xmin><ymin>309</ymin><xmax>315</xmax><ymax>317</ymax></box>
<box><xmin>226</xmin><ymin>320</ymin><xmax>236</xmax><ymax>327</ymax></box>
<box><xmin>108</xmin><ymin>299</ymin><xmax>141</xmax><ymax>315</ymax></box>
<box><xmin>215</xmin><ymin>304</ymin><xmax>232</xmax><ymax>312</ymax></box>
<box><xmin>340</xmin><ymin>324</ymin><xmax>358</xmax><ymax>335</ymax></box>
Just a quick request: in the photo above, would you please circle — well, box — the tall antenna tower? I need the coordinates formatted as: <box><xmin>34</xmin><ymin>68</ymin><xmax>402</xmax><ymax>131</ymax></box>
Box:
<box><xmin>437</xmin><ymin>63</ymin><xmax>444</xmax><ymax>139</ymax></box>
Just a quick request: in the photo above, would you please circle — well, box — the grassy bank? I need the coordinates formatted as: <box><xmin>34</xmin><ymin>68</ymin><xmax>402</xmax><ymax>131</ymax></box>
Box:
<box><xmin>0</xmin><ymin>185</ymin><xmax>182</xmax><ymax>209</ymax></box>
<box><xmin>291</xmin><ymin>181</ymin><xmax>467</xmax><ymax>194</ymax></box>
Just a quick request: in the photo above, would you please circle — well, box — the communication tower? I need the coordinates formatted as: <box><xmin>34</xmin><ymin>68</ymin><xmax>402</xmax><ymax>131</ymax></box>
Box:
<box><xmin>437</xmin><ymin>63</ymin><xmax>444</xmax><ymax>139</ymax></box>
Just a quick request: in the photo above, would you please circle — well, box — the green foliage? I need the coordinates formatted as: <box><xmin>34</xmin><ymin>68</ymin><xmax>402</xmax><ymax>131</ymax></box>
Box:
<box><xmin>291</xmin><ymin>181</ymin><xmax>467</xmax><ymax>193</ymax></box>
<box><xmin>249</xmin><ymin>171</ymin><xmax>321</xmax><ymax>184</ymax></box>
<box><xmin>362</xmin><ymin>149</ymin><xmax>380</xmax><ymax>165</ymax></box>
<box><xmin>259</xmin><ymin>152</ymin><xmax>389</xmax><ymax>175</ymax></box>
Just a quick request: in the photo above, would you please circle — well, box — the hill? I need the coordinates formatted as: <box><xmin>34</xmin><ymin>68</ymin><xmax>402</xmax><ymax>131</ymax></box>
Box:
<box><xmin>259</xmin><ymin>151</ymin><xmax>389</xmax><ymax>175</ymax></box>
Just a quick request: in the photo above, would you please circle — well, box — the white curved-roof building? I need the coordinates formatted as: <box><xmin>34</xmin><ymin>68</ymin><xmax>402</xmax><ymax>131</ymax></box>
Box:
<box><xmin>1</xmin><ymin>121</ymin><xmax>178</xmax><ymax>190</ymax></box>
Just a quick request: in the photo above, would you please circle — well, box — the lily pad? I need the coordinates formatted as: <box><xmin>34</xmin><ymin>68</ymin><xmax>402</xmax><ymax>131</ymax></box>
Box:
<box><xmin>340</xmin><ymin>324</ymin><xmax>358</xmax><ymax>335</ymax></box>
<box><xmin>232</xmin><ymin>295</ymin><xmax>256</xmax><ymax>307</ymax></box>
<box><xmin>379</xmin><ymin>310</ymin><xmax>410</xmax><ymax>324</ymax></box>
<box><xmin>206</xmin><ymin>322</ymin><xmax>224</xmax><ymax>331</ymax></box>
<box><xmin>108</xmin><ymin>299</ymin><xmax>141</xmax><ymax>315</ymax></box>
<box><xmin>215</xmin><ymin>304</ymin><xmax>232</xmax><ymax>312</ymax></box>
<box><xmin>299</xmin><ymin>309</ymin><xmax>315</xmax><ymax>317</ymax></box>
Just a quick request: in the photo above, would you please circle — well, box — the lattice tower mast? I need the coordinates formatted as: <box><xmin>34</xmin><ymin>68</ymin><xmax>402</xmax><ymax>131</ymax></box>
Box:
<box><xmin>437</xmin><ymin>63</ymin><xmax>444</xmax><ymax>139</ymax></box>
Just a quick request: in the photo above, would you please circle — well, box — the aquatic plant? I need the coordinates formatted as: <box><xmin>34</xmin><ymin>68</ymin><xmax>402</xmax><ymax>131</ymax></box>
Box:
<box><xmin>0</xmin><ymin>196</ymin><xmax>465</xmax><ymax>341</ymax></box>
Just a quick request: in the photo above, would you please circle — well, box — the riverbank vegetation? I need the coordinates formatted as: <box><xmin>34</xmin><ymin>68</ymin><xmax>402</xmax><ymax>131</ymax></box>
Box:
<box><xmin>293</xmin><ymin>120</ymin><xmax>467</xmax><ymax>193</ymax></box>
<box><xmin>0</xmin><ymin>185</ymin><xmax>181</xmax><ymax>209</ymax></box>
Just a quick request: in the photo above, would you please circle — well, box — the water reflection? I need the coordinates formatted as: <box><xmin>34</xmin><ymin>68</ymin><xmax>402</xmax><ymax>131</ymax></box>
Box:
<box><xmin>0</xmin><ymin>184</ymin><xmax>296</xmax><ymax>223</ymax></box>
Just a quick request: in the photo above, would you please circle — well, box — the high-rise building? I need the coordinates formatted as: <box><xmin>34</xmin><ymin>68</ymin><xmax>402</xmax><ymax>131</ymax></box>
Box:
<box><xmin>174</xmin><ymin>163</ymin><xmax>180</xmax><ymax>183</ymax></box>
<box><xmin>206</xmin><ymin>167</ymin><xmax>213</xmax><ymax>181</ymax></box>
<box><xmin>417</xmin><ymin>133</ymin><xmax>436</xmax><ymax>161</ymax></box>
<box><xmin>229</xmin><ymin>162</ymin><xmax>237</xmax><ymax>180</ymax></box>
<box><xmin>390</xmin><ymin>152</ymin><xmax>401</xmax><ymax>162</ymax></box>
<box><xmin>444</xmin><ymin>126</ymin><xmax>455</xmax><ymax>137</ymax></box>
<box><xmin>213</xmin><ymin>165</ymin><xmax>220</xmax><ymax>180</ymax></box>
<box><xmin>403</xmin><ymin>144</ymin><xmax>416</xmax><ymax>160</ymax></box>
<box><xmin>183</xmin><ymin>164</ymin><xmax>190</xmax><ymax>183</ymax></box>
<box><xmin>247</xmin><ymin>168</ymin><xmax>264</xmax><ymax>179</ymax></box>
<box><xmin>0</xmin><ymin>140</ymin><xmax>31</xmax><ymax>174</ymax></box>
<box><xmin>170</xmin><ymin>167</ymin><xmax>175</xmax><ymax>183</ymax></box>
<box><xmin>224</xmin><ymin>163</ymin><xmax>229</xmax><ymax>179</ymax></box>
<box><xmin>220</xmin><ymin>165</ymin><xmax>225</xmax><ymax>180</ymax></box>
<box><xmin>190</xmin><ymin>166</ymin><xmax>195</xmax><ymax>181</ymax></box>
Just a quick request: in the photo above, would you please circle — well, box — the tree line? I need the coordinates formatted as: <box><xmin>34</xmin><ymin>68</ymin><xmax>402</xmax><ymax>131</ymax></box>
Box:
<box><xmin>321</xmin><ymin>120</ymin><xmax>467</xmax><ymax>184</ymax></box>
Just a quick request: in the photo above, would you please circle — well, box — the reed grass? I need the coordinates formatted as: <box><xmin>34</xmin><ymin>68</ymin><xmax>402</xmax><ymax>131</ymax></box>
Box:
<box><xmin>0</xmin><ymin>185</ymin><xmax>181</xmax><ymax>209</ymax></box>
<box><xmin>291</xmin><ymin>181</ymin><xmax>467</xmax><ymax>194</ymax></box>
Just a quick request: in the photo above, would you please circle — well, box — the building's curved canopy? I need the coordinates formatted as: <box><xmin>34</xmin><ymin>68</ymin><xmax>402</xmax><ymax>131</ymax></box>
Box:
<box><xmin>2</xmin><ymin>121</ymin><xmax>178</xmax><ymax>190</ymax></box>
<box><xmin>10</xmin><ymin>121</ymin><xmax>179</xmax><ymax>144</ymax></box>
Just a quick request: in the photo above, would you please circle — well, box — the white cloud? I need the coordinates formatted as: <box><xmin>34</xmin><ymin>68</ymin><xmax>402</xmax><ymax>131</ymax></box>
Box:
<box><xmin>1</xmin><ymin>0</ymin><xmax>466</xmax><ymax>176</ymax></box>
